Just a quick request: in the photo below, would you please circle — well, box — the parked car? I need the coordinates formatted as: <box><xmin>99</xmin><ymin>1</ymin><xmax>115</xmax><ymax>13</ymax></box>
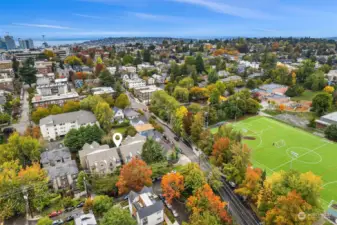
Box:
<box><xmin>229</xmin><ymin>181</ymin><xmax>237</xmax><ymax>188</ymax></box>
<box><xmin>172</xmin><ymin>209</ymin><xmax>179</xmax><ymax>218</ymax></box>
<box><xmin>65</xmin><ymin>215</ymin><xmax>74</xmax><ymax>222</ymax></box>
<box><xmin>76</xmin><ymin>202</ymin><xmax>84</xmax><ymax>208</ymax></box>
<box><xmin>49</xmin><ymin>210</ymin><xmax>63</xmax><ymax>218</ymax></box>
<box><xmin>174</xmin><ymin>136</ymin><xmax>179</xmax><ymax>141</ymax></box>
<box><xmin>52</xmin><ymin>219</ymin><xmax>63</xmax><ymax>225</ymax></box>
<box><xmin>64</xmin><ymin>207</ymin><xmax>74</xmax><ymax>212</ymax></box>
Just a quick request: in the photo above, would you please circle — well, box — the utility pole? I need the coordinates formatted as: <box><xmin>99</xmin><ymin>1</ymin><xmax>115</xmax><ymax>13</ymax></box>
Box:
<box><xmin>83</xmin><ymin>177</ymin><xmax>88</xmax><ymax>197</ymax></box>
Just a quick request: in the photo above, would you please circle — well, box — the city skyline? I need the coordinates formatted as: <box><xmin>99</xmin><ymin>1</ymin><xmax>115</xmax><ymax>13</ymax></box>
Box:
<box><xmin>1</xmin><ymin>0</ymin><xmax>337</xmax><ymax>39</ymax></box>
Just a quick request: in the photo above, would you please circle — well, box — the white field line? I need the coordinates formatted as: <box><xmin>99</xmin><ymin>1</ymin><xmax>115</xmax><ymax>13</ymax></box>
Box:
<box><xmin>272</xmin><ymin>143</ymin><xmax>328</xmax><ymax>171</ymax></box>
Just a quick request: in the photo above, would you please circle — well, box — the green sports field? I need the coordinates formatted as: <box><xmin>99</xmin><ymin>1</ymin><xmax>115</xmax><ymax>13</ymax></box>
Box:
<box><xmin>211</xmin><ymin>116</ymin><xmax>337</xmax><ymax>208</ymax></box>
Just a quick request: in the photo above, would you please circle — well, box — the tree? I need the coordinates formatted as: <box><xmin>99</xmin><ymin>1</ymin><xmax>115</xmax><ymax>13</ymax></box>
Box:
<box><xmin>0</xmin><ymin>113</ymin><xmax>10</xmax><ymax>124</ymax></box>
<box><xmin>183</xmin><ymin>112</ymin><xmax>193</xmax><ymax>136</ymax></box>
<box><xmin>36</xmin><ymin>217</ymin><xmax>53</xmax><ymax>225</ymax></box>
<box><xmin>80</xmin><ymin>95</ymin><xmax>105</xmax><ymax>111</ymax></box>
<box><xmin>172</xmin><ymin>106</ymin><xmax>188</xmax><ymax>137</ymax></box>
<box><xmin>116</xmin><ymin>158</ymin><xmax>152</xmax><ymax>195</ymax></box>
<box><xmin>99</xmin><ymin>69</ymin><xmax>115</xmax><ymax>87</ymax></box>
<box><xmin>64</xmin><ymin>55</ymin><xmax>83</xmax><ymax>67</ymax></box>
<box><xmin>32</xmin><ymin>107</ymin><xmax>50</xmax><ymax>124</ymax></box>
<box><xmin>184</xmin><ymin>211</ymin><xmax>222</xmax><ymax>225</ymax></box>
<box><xmin>191</xmin><ymin>112</ymin><xmax>204</xmax><ymax>143</ymax></box>
<box><xmin>197</xmin><ymin>129</ymin><xmax>214</xmax><ymax>156</ymax></box>
<box><xmin>235</xmin><ymin>167</ymin><xmax>262</xmax><ymax>204</ymax></box>
<box><xmin>210</xmin><ymin>137</ymin><xmax>231</xmax><ymax>166</ymax></box>
<box><xmin>178</xmin><ymin>77</ymin><xmax>194</xmax><ymax>89</ymax></box>
<box><xmin>77</xmin><ymin>171</ymin><xmax>89</xmax><ymax>191</ymax></box>
<box><xmin>223</xmin><ymin>143</ymin><xmax>251</xmax><ymax>185</ymax></box>
<box><xmin>304</xmin><ymin>70</ymin><xmax>326</xmax><ymax>91</ymax></box>
<box><xmin>265</xmin><ymin>191</ymin><xmax>315</xmax><ymax>225</ymax></box>
<box><xmin>296</xmin><ymin>59</ymin><xmax>315</xmax><ymax>83</ymax></box>
<box><xmin>141</xmin><ymin>138</ymin><xmax>165</xmax><ymax>164</ymax></box>
<box><xmin>195</xmin><ymin>54</ymin><xmax>205</xmax><ymax>73</ymax></box>
<box><xmin>44</xmin><ymin>50</ymin><xmax>55</xmax><ymax>59</ymax></box>
<box><xmin>94</xmin><ymin>102</ymin><xmax>113</xmax><ymax>131</ymax></box>
<box><xmin>325</xmin><ymin>124</ymin><xmax>337</xmax><ymax>141</ymax></box>
<box><xmin>208</xmin><ymin>69</ymin><xmax>219</xmax><ymax>84</ymax></box>
<box><xmin>24</xmin><ymin>126</ymin><xmax>41</xmax><ymax>139</ymax></box>
<box><xmin>181</xmin><ymin>163</ymin><xmax>206</xmax><ymax>194</ymax></box>
<box><xmin>209</xmin><ymin>89</ymin><xmax>220</xmax><ymax>105</ymax></box>
<box><xmin>20</xmin><ymin>58</ymin><xmax>37</xmax><ymax>87</ymax></box>
<box><xmin>312</xmin><ymin>92</ymin><xmax>333</xmax><ymax>116</ymax></box>
<box><xmin>101</xmin><ymin>207</ymin><xmax>137</xmax><ymax>225</ymax></box>
<box><xmin>143</xmin><ymin>49</ymin><xmax>151</xmax><ymax>62</ymax></box>
<box><xmin>83</xmin><ymin>198</ymin><xmax>93</xmax><ymax>214</ymax></box>
<box><xmin>246</xmin><ymin>98</ymin><xmax>260</xmax><ymax>114</ymax></box>
<box><xmin>0</xmin><ymin>133</ymin><xmax>40</xmax><ymax>167</ymax></box>
<box><xmin>186</xmin><ymin>184</ymin><xmax>231</xmax><ymax>224</ymax></box>
<box><xmin>92</xmin><ymin>195</ymin><xmax>113</xmax><ymax>218</ymax></box>
<box><xmin>12</xmin><ymin>57</ymin><xmax>20</xmax><ymax>78</ymax></box>
<box><xmin>115</xmin><ymin>93</ymin><xmax>130</xmax><ymax>109</ymax></box>
<box><xmin>50</xmin><ymin>105</ymin><xmax>63</xmax><ymax>115</ymax></box>
<box><xmin>64</xmin><ymin>125</ymin><xmax>104</xmax><ymax>152</ymax></box>
<box><xmin>324</xmin><ymin>85</ymin><xmax>335</xmax><ymax>94</ymax></box>
<box><xmin>63</xmin><ymin>101</ymin><xmax>80</xmax><ymax>113</ymax></box>
<box><xmin>173</xmin><ymin>86</ymin><xmax>189</xmax><ymax>103</ymax></box>
<box><xmin>161</xmin><ymin>172</ymin><xmax>184</xmax><ymax>204</ymax></box>
<box><xmin>207</xmin><ymin>166</ymin><xmax>222</xmax><ymax>191</ymax></box>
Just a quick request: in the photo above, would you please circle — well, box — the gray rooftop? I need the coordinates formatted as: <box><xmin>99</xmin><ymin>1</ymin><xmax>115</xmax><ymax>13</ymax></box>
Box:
<box><xmin>120</xmin><ymin>134</ymin><xmax>146</xmax><ymax>162</ymax></box>
<box><xmin>39</xmin><ymin>110</ymin><xmax>97</xmax><ymax>126</ymax></box>
<box><xmin>316</xmin><ymin>112</ymin><xmax>337</xmax><ymax>125</ymax></box>
<box><xmin>123</xmin><ymin>108</ymin><xmax>140</xmax><ymax>118</ymax></box>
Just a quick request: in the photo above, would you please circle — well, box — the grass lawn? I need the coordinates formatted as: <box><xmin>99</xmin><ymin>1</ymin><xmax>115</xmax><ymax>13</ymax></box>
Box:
<box><xmin>212</xmin><ymin>116</ymin><xmax>337</xmax><ymax>209</ymax></box>
<box><xmin>113</xmin><ymin>126</ymin><xmax>129</xmax><ymax>134</ymax></box>
<box><xmin>291</xmin><ymin>90</ymin><xmax>324</xmax><ymax>101</ymax></box>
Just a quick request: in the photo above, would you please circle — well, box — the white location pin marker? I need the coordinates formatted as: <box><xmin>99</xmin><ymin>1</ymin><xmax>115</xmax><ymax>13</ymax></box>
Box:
<box><xmin>113</xmin><ymin>133</ymin><xmax>123</xmax><ymax>147</ymax></box>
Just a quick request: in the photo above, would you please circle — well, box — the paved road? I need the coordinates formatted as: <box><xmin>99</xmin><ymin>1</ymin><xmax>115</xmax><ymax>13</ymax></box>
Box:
<box><xmin>12</xmin><ymin>89</ymin><xmax>30</xmax><ymax>134</ymax></box>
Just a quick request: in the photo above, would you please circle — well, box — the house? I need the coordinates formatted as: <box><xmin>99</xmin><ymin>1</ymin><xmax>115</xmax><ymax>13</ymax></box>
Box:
<box><xmin>128</xmin><ymin>186</ymin><xmax>164</xmax><ymax>225</ymax></box>
<box><xmin>221</xmin><ymin>75</ymin><xmax>242</xmax><ymax>83</ymax></box>
<box><xmin>121</xmin><ymin>66</ymin><xmax>137</xmax><ymax>74</ymax></box>
<box><xmin>32</xmin><ymin>91</ymin><xmax>80</xmax><ymax>108</ymax></box>
<box><xmin>79</xmin><ymin>141</ymin><xmax>121</xmax><ymax>174</ymax></box>
<box><xmin>124</xmin><ymin>108</ymin><xmax>140</xmax><ymax>120</ymax></box>
<box><xmin>0</xmin><ymin>74</ymin><xmax>14</xmax><ymax>92</ymax></box>
<box><xmin>218</xmin><ymin>70</ymin><xmax>229</xmax><ymax>77</ymax></box>
<box><xmin>91</xmin><ymin>87</ymin><xmax>115</xmax><ymax>96</ymax></box>
<box><xmin>147</xmin><ymin>77</ymin><xmax>155</xmax><ymax>85</ymax></box>
<box><xmin>75</xmin><ymin>213</ymin><xmax>97</xmax><ymax>225</ymax></box>
<box><xmin>39</xmin><ymin>110</ymin><xmax>98</xmax><ymax>141</ymax></box>
<box><xmin>134</xmin><ymin>123</ymin><xmax>154</xmax><ymax>137</ymax></box>
<box><xmin>112</xmin><ymin>107</ymin><xmax>125</xmax><ymax>121</ymax></box>
<box><xmin>315</xmin><ymin>112</ymin><xmax>337</xmax><ymax>128</ymax></box>
<box><xmin>36</xmin><ymin>83</ymin><xmax>68</xmax><ymax>96</ymax></box>
<box><xmin>133</xmin><ymin>85</ymin><xmax>162</xmax><ymax>103</ymax></box>
<box><xmin>123</xmin><ymin>78</ymin><xmax>146</xmax><ymax>89</ymax></box>
<box><xmin>40</xmin><ymin>145</ymin><xmax>78</xmax><ymax>190</ymax></box>
<box><xmin>36</xmin><ymin>74</ymin><xmax>51</xmax><ymax>85</ymax></box>
<box><xmin>107</xmin><ymin>67</ymin><xmax>117</xmax><ymax>75</ymax></box>
<box><xmin>119</xmin><ymin>134</ymin><xmax>146</xmax><ymax>163</ymax></box>
<box><xmin>152</xmin><ymin>74</ymin><xmax>165</xmax><ymax>84</ymax></box>
<box><xmin>35</xmin><ymin>61</ymin><xmax>53</xmax><ymax>75</ymax></box>
<box><xmin>327</xmin><ymin>70</ymin><xmax>337</xmax><ymax>82</ymax></box>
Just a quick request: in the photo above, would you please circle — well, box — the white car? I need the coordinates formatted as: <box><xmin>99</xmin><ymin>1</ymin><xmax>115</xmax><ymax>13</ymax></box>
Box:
<box><xmin>172</xmin><ymin>209</ymin><xmax>178</xmax><ymax>218</ymax></box>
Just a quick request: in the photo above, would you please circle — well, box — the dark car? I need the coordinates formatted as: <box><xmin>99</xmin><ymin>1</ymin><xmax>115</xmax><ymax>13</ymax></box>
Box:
<box><xmin>76</xmin><ymin>202</ymin><xmax>84</xmax><ymax>208</ymax></box>
<box><xmin>64</xmin><ymin>207</ymin><xmax>74</xmax><ymax>212</ymax></box>
<box><xmin>65</xmin><ymin>215</ymin><xmax>74</xmax><ymax>222</ymax></box>
<box><xmin>174</xmin><ymin>136</ymin><xmax>179</xmax><ymax>141</ymax></box>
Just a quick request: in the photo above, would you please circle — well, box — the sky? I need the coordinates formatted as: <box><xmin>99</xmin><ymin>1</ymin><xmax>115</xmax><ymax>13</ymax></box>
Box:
<box><xmin>1</xmin><ymin>0</ymin><xmax>337</xmax><ymax>40</ymax></box>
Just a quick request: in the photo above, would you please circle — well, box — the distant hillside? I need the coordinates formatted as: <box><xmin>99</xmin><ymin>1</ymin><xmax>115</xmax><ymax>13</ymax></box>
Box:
<box><xmin>80</xmin><ymin>37</ymin><xmax>194</xmax><ymax>46</ymax></box>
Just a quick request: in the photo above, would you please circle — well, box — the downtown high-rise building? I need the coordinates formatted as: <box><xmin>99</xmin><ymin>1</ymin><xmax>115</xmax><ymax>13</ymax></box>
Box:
<box><xmin>4</xmin><ymin>35</ymin><xmax>16</xmax><ymax>50</ymax></box>
<box><xmin>0</xmin><ymin>38</ymin><xmax>7</xmax><ymax>50</ymax></box>
<box><xmin>18</xmin><ymin>38</ymin><xmax>34</xmax><ymax>49</ymax></box>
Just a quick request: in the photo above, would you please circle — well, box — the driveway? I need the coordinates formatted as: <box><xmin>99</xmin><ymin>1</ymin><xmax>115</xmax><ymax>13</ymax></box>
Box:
<box><xmin>12</xmin><ymin>89</ymin><xmax>30</xmax><ymax>134</ymax></box>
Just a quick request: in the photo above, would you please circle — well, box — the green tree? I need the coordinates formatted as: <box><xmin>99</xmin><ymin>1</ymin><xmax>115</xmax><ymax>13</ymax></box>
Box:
<box><xmin>101</xmin><ymin>207</ymin><xmax>137</xmax><ymax>225</ymax></box>
<box><xmin>0</xmin><ymin>133</ymin><xmax>40</xmax><ymax>167</ymax></box>
<box><xmin>183</xmin><ymin>211</ymin><xmax>222</xmax><ymax>225</ymax></box>
<box><xmin>99</xmin><ymin>69</ymin><xmax>115</xmax><ymax>87</ymax></box>
<box><xmin>80</xmin><ymin>95</ymin><xmax>105</xmax><ymax>111</ymax></box>
<box><xmin>12</xmin><ymin>57</ymin><xmax>20</xmax><ymax>78</ymax></box>
<box><xmin>123</xmin><ymin>55</ymin><xmax>134</xmax><ymax>65</ymax></box>
<box><xmin>312</xmin><ymin>92</ymin><xmax>333</xmax><ymax>116</ymax></box>
<box><xmin>209</xmin><ymin>89</ymin><xmax>220</xmax><ymax>105</ymax></box>
<box><xmin>178</xmin><ymin>77</ymin><xmax>194</xmax><ymax>89</ymax></box>
<box><xmin>32</xmin><ymin>107</ymin><xmax>50</xmax><ymax>124</ymax></box>
<box><xmin>94</xmin><ymin>102</ymin><xmax>113</xmax><ymax>132</ymax></box>
<box><xmin>36</xmin><ymin>217</ymin><xmax>53</xmax><ymax>225</ymax></box>
<box><xmin>0</xmin><ymin>113</ymin><xmax>11</xmax><ymax>124</ymax></box>
<box><xmin>115</xmin><ymin>93</ymin><xmax>130</xmax><ymax>109</ymax></box>
<box><xmin>304</xmin><ymin>70</ymin><xmax>326</xmax><ymax>91</ymax></box>
<box><xmin>325</xmin><ymin>124</ymin><xmax>337</xmax><ymax>141</ymax></box>
<box><xmin>181</xmin><ymin>163</ymin><xmax>206</xmax><ymax>194</ymax></box>
<box><xmin>143</xmin><ymin>49</ymin><xmax>151</xmax><ymax>62</ymax></box>
<box><xmin>173</xmin><ymin>86</ymin><xmax>189</xmax><ymax>103</ymax></box>
<box><xmin>208</xmin><ymin>69</ymin><xmax>218</xmax><ymax>84</ymax></box>
<box><xmin>191</xmin><ymin>112</ymin><xmax>204</xmax><ymax>143</ymax></box>
<box><xmin>207</xmin><ymin>166</ymin><xmax>222</xmax><ymax>191</ymax></box>
<box><xmin>195</xmin><ymin>54</ymin><xmax>205</xmax><ymax>74</ymax></box>
<box><xmin>64</xmin><ymin>55</ymin><xmax>83</xmax><ymax>67</ymax></box>
<box><xmin>92</xmin><ymin>195</ymin><xmax>113</xmax><ymax>218</ymax></box>
<box><xmin>50</xmin><ymin>105</ymin><xmax>63</xmax><ymax>115</ymax></box>
<box><xmin>296</xmin><ymin>59</ymin><xmax>315</xmax><ymax>83</ymax></box>
<box><xmin>141</xmin><ymin>138</ymin><xmax>165</xmax><ymax>164</ymax></box>
<box><xmin>19</xmin><ymin>58</ymin><xmax>37</xmax><ymax>87</ymax></box>
<box><xmin>77</xmin><ymin>171</ymin><xmax>89</xmax><ymax>191</ymax></box>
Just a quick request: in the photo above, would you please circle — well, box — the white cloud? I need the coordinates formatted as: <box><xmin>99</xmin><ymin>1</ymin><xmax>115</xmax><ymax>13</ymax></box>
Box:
<box><xmin>131</xmin><ymin>12</ymin><xmax>185</xmax><ymax>22</ymax></box>
<box><xmin>12</xmin><ymin>23</ymin><xmax>72</xmax><ymax>29</ymax></box>
<box><xmin>73</xmin><ymin>13</ymin><xmax>107</xmax><ymax>19</ymax></box>
<box><xmin>170</xmin><ymin>0</ymin><xmax>277</xmax><ymax>19</ymax></box>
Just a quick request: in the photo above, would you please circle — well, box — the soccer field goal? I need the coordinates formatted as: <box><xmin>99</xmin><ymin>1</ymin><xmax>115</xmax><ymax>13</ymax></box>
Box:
<box><xmin>274</xmin><ymin>140</ymin><xmax>286</xmax><ymax>148</ymax></box>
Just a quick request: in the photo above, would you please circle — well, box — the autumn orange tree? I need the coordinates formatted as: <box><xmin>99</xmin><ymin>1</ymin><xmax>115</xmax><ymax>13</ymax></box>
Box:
<box><xmin>210</xmin><ymin>137</ymin><xmax>230</xmax><ymax>166</ymax></box>
<box><xmin>279</xmin><ymin>104</ymin><xmax>286</xmax><ymax>111</ymax></box>
<box><xmin>161</xmin><ymin>172</ymin><xmax>184</xmax><ymax>204</ymax></box>
<box><xmin>235</xmin><ymin>167</ymin><xmax>262</xmax><ymax>204</ymax></box>
<box><xmin>187</xmin><ymin>184</ymin><xmax>231</xmax><ymax>224</ymax></box>
<box><xmin>116</xmin><ymin>158</ymin><xmax>152</xmax><ymax>195</ymax></box>
<box><xmin>24</xmin><ymin>126</ymin><xmax>41</xmax><ymax>139</ymax></box>
<box><xmin>265</xmin><ymin>191</ymin><xmax>315</xmax><ymax>225</ymax></box>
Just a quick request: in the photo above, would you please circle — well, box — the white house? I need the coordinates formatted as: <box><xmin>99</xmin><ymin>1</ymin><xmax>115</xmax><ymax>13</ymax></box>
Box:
<box><xmin>107</xmin><ymin>66</ymin><xmax>117</xmax><ymax>75</ymax></box>
<box><xmin>39</xmin><ymin>110</ymin><xmax>98</xmax><ymax>141</ymax></box>
<box><xmin>123</xmin><ymin>78</ymin><xmax>146</xmax><ymax>89</ymax></box>
<box><xmin>327</xmin><ymin>70</ymin><xmax>337</xmax><ymax>82</ymax></box>
<box><xmin>147</xmin><ymin>77</ymin><xmax>155</xmax><ymax>85</ymax></box>
<box><xmin>128</xmin><ymin>186</ymin><xmax>164</xmax><ymax>225</ymax></box>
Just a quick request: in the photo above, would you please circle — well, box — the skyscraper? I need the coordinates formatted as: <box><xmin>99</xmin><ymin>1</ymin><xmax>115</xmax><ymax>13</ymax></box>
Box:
<box><xmin>4</xmin><ymin>35</ymin><xmax>16</xmax><ymax>50</ymax></box>
<box><xmin>0</xmin><ymin>38</ymin><xmax>7</xmax><ymax>50</ymax></box>
<box><xmin>18</xmin><ymin>38</ymin><xmax>34</xmax><ymax>49</ymax></box>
